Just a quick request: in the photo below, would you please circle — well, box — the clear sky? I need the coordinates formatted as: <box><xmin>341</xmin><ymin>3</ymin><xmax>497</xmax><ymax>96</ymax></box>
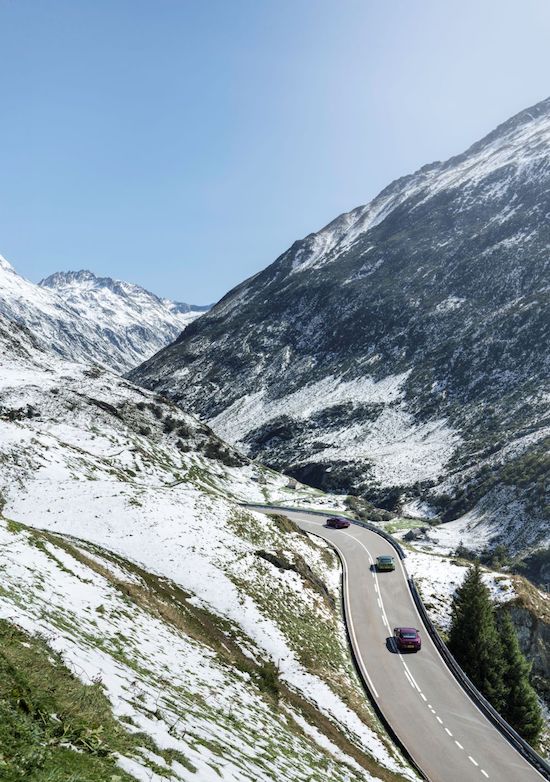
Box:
<box><xmin>1</xmin><ymin>0</ymin><xmax>550</xmax><ymax>303</ymax></box>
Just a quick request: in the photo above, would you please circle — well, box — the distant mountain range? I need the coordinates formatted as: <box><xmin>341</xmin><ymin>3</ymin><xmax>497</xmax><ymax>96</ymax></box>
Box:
<box><xmin>0</xmin><ymin>259</ymin><xmax>208</xmax><ymax>372</ymax></box>
<box><xmin>130</xmin><ymin>96</ymin><xmax>550</xmax><ymax>559</ymax></box>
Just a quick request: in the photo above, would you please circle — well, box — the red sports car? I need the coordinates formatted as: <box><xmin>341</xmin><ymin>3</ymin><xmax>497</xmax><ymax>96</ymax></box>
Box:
<box><xmin>326</xmin><ymin>517</ymin><xmax>350</xmax><ymax>529</ymax></box>
<box><xmin>394</xmin><ymin>627</ymin><xmax>421</xmax><ymax>652</ymax></box>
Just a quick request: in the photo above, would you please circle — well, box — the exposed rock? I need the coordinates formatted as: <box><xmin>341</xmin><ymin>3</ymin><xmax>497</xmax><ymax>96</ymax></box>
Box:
<box><xmin>130</xmin><ymin>96</ymin><xmax>550</xmax><ymax>556</ymax></box>
<box><xmin>0</xmin><ymin>260</ymin><xmax>209</xmax><ymax>373</ymax></box>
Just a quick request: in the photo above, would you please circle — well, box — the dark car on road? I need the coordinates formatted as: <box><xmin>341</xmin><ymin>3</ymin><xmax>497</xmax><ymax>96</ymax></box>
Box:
<box><xmin>326</xmin><ymin>517</ymin><xmax>351</xmax><ymax>529</ymax></box>
<box><xmin>394</xmin><ymin>627</ymin><xmax>421</xmax><ymax>652</ymax></box>
<box><xmin>376</xmin><ymin>555</ymin><xmax>395</xmax><ymax>572</ymax></box>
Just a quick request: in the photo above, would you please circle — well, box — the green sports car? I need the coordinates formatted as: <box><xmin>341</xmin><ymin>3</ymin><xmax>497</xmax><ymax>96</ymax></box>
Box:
<box><xmin>376</xmin><ymin>555</ymin><xmax>395</xmax><ymax>572</ymax></box>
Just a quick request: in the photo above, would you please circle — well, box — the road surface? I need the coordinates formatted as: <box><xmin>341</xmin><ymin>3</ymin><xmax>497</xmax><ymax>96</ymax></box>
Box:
<box><xmin>249</xmin><ymin>506</ymin><xmax>545</xmax><ymax>782</ymax></box>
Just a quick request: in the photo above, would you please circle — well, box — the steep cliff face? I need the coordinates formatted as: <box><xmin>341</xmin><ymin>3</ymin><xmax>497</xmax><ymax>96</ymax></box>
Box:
<box><xmin>504</xmin><ymin>582</ymin><xmax>550</xmax><ymax>707</ymax></box>
<box><xmin>130</xmin><ymin>97</ymin><xmax>550</xmax><ymax>555</ymax></box>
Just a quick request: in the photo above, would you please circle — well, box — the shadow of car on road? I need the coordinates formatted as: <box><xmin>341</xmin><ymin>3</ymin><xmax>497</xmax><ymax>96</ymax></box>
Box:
<box><xmin>386</xmin><ymin>637</ymin><xmax>399</xmax><ymax>654</ymax></box>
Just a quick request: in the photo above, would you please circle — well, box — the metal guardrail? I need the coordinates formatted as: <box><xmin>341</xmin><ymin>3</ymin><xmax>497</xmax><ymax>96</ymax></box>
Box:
<box><xmin>244</xmin><ymin>502</ymin><xmax>550</xmax><ymax>779</ymax></box>
<box><xmin>407</xmin><ymin>577</ymin><xmax>550</xmax><ymax>780</ymax></box>
<box><xmin>242</xmin><ymin>503</ymin><xmax>427</xmax><ymax>779</ymax></box>
<box><xmin>242</xmin><ymin>503</ymin><xmax>407</xmax><ymax>557</ymax></box>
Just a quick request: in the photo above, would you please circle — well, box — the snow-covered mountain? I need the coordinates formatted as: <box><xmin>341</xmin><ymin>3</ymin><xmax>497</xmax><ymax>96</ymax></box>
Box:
<box><xmin>0</xmin><ymin>311</ymin><xmax>415</xmax><ymax>782</ymax></box>
<box><xmin>0</xmin><ymin>258</ymin><xmax>208</xmax><ymax>373</ymax></box>
<box><xmin>130</xmin><ymin>96</ymin><xmax>550</xmax><ymax>558</ymax></box>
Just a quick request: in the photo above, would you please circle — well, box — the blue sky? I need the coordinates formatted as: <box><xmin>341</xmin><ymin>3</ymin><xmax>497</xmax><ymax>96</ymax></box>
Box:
<box><xmin>1</xmin><ymin>0</ymin><xmax>550</xmax><ymax>303</ymax></box>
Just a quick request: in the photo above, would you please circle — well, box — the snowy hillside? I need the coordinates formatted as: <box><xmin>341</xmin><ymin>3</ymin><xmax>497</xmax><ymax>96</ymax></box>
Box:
<box><xmin>0</xmin><ymin>313</ymin><xmax>415</xmax><ymax>782</ymax></box>
<box><xmin>131</xmin><ymin>96</ymin><xmax>550</xmax><ymax>558</ymax></box>
<box><xmin>0</xmin><ymin>257</ymin><xmax>207</xmax><ymax>373</ymax></box>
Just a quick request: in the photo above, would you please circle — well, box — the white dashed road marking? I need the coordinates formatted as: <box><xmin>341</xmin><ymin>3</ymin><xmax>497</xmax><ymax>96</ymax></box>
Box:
<box><xmin>293</xmin><ymin>518</ymin><xmax>528</xmax><ymax>782</ymax></box>
<box><xmin>337</xmin><ymin>525</ymin><xmax>503</xmax><ymax>779</ymax></box>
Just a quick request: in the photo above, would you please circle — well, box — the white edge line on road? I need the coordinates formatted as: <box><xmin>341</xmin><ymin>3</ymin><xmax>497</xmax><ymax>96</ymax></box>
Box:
<box><xmin>261</xmin><ymin>509</ymin><xmax>547</xmax><ymax>782</ymax></box>
<box><xmin>340</xmin><ymin>552</ymin><xmax>380</xmax><ymax>699</ymax></box>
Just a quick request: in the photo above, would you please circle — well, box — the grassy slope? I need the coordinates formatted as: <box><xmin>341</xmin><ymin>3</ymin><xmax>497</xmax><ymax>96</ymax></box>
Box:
<box><xmin>0</xmin><ymin>618</ymin><xmax>138</xmax><ymax>782</ymax></box>
<box><xmin>0</xmin><ymin>515</ymin><xmax>415</xmax><ymax>782</ymax></box>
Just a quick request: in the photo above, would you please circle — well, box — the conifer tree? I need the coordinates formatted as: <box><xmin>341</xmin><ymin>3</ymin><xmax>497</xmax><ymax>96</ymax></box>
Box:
<box><xmin>497</xmin><ymin>610</ymin><xmax>543</xmax><ymax>746</ymax></box>
<box><xmin>448</xmin><ymin>562</ymin><xmax>506</xmax><ymax>711</ymax></box>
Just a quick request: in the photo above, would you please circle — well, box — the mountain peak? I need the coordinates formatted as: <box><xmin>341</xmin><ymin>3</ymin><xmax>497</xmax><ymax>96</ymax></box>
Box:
<box><xmin>130</xmin><ymin>96</ymin><xmax>550</xmax><ymax>556</ymax></box>
<box><xmin>1</xmin><ymin>258</ymin><xmax>208</xmax><ymax>372</ymax></box>
<box><xmin>40</xmin><ymin>269</ymin><xmax>99</xmax><ymax>287</ymax></box>
<box><xmin>40</xmin><ymin>269</ymin><xmax>138</xmax><ymax>298</ymax></box>
<box><xmin>0</xmin><ymin>254</ymin><xmax>15</xmax><ymax>272</ymax></box>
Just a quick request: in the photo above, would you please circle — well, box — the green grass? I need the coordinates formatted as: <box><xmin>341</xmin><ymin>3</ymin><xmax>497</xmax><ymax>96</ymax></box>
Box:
<box><xmin>383</xmin><ymin>517</ymin><xmax>427</xmax><ymax>534</ymax></box>
<box><xmin>0</xmin><ymin>618</ymin><xmax>137</xmax><ymax>781</ymax></box>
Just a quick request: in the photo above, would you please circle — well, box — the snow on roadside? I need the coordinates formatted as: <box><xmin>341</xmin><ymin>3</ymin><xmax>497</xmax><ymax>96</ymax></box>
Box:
<box><xmin>0</xmin><ymin>317</ymin><xmax>417</xmax><ymax>782</ymax></box>
<box><xmin>0</xmin><ymin>521</ymin><xmax>367</xmax><ymax>782</ymax></box>
<box><xmin>403</xmin><ymin>548</ymin><xmax>515</xmax><ymax>631</ymax></box>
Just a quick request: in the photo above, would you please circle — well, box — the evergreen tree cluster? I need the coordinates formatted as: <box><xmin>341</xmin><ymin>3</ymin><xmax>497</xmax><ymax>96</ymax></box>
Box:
<box><xmin>448</xmin><ymin>562</ymin><xmax>543</xmax><ymax>746</ymax></box>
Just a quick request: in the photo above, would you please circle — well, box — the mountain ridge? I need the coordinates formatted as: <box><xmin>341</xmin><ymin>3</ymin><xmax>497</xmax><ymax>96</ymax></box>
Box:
<box><xmin>130</xmin><ymin>95</ymin><xmax>550</xmax><ymax>558</ymax></box>
<box><xmin>0</xmin><ymin>258</ymin><xmax>208</xmax><ymax>372</ymax></box>
<box><xmin>40</xmin><ymin>269</ymin><xmax>211</xmax><ymax>313</ymax></box>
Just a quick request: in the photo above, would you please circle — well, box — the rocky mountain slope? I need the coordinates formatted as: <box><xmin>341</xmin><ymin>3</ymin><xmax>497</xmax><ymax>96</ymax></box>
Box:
<box><xmin>0</xmin><ymin>312</ymin><xmax>415</xmax><ymax>782</ymax></box>
<box><xmin>0</xmin><ymin>258</ymin><xmax>207</xmax><ymax>373</ymax></box>
<box><xmin>130</xmin><ymin>96</ymin><xmax>550</xmax><ymax>558</ymax></box>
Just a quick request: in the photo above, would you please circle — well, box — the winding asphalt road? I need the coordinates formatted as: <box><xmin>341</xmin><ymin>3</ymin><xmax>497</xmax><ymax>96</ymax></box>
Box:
<box><xmin>249</xmin><ymin>506</ymin><xmax>544</xmax><ymax>782</ymax></box>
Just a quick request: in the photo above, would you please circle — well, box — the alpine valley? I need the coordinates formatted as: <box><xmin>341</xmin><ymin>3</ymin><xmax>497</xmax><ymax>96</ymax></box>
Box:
<box><xmin>1</xmin><ymin>96</ymin><xmax>550</xmax><ymax>781</ymax></box>
<box><xmin>131</xmin><ymin>97</ymin><xmax>550</xmax><ymax>571</ymax></box>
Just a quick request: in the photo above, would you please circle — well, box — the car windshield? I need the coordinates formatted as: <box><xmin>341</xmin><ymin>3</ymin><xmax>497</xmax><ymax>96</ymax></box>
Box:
<box><xmin>401</xmin><ymin>632</ymin><xmax>417</xmax><ymax>639</ymax></box>
<box><xmin>379</xmin><ymin>557</ymin><xmax>393</xmax><ymax>562</ymax></box>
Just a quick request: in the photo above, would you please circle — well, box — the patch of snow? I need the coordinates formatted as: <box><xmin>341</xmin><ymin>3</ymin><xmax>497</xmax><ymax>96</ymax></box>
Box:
<box><xmin>402</xmin><ymin>500</ymin><xmax>438</xmax><ymax>520</ymax></box>
<box><xmin>435</xmin><ymin>296</ymin><xmax>466</xmax><ymax>312</ymax></box>
<box><xmin>210</xmin><ymin>372</ymin><xmax>459</xmax><ymax>487</ymax></box>
<box><xmin>404</xmin><ymin>548</ymin><xmax>516</xmax><ymax>631</ymax></box>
